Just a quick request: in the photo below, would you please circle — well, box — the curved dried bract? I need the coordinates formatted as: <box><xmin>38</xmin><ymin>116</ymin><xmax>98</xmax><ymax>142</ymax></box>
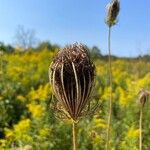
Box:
<box><xmin>49</xmin><ymin>43</ymin><xmax>95</xmax><ymax>121</ymax></box>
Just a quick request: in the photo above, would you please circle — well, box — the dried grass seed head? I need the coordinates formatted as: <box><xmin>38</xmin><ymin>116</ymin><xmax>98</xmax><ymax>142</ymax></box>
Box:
<box><xmin>49</xmin><ymin>43</ymin><xmax>95</xmax><ymax>121</ymax></box>
<box><xmin>106</xmin><ymin>0</ymin><xmax>120</xmax><ymax>27</ymax></box>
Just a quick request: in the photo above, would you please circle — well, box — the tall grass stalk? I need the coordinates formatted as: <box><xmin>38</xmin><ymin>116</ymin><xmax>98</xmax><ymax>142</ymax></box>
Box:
<box><xmin>139</xmin><ymin>105</ymin><xmax>143</xmax><ymax>150</ymax></box>
<box><xmin>105</xmin><ymin>1</ymin><xmax>120</xmax><ymax>149</ymax></box>
<box><xmin>106</xmin><ymin>26</ymin><xmax>112</xmax><ymax>150</ymax></box>
<box><xmin>0</xmin><ymin>51</ymin><xmax>3</xmax><ymax>82</ymax></box>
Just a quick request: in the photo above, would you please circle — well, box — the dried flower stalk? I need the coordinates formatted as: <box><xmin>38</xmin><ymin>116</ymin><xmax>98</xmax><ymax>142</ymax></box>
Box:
<box><xmin>49</xmin><ymin>43</ymin><xmax>95</xmax><ymax>150</ymax></box>
<box><xmin>138</xmin><ymin>88</ymin><xmax>150</xmax><ymax>150</ymax></box>
<box><xmin>0</xmin><ymin>51</ymin><xmax>4</xmax><ymax>82</ymax></box>
<box><xmin>105</xmin><ymin>1</ymin><xmax>120</xmax><ymax>149</ymax></box>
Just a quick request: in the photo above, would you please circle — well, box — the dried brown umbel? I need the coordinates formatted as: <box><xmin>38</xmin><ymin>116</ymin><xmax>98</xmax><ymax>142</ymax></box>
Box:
<box><xmin>106</xmin><ymin>0</ymin><xmax>120</xmax><ymax>27</ymax></box>
<box><xmin>49</xmin><ymin>43</ymin><xmax>96</xmax><ymax>150</ymax></box>
<box><xmin>138</xmin><ymin>88</ymin><xmax>150</xmax><ymax>107</ymax></box>
<box><xmin>49</xmin><ymin>43</ymin><xmax>95</xmax><ymax>122</ymax></box>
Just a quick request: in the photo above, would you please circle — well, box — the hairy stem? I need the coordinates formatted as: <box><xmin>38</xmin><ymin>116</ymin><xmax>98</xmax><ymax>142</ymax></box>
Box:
<box><xmin>106</xmin><ymin>26</ymin><xmax>112</xmax><ymax>150</ymax></box>
<box><xmin>72</xmin><ymin>121</ymin><xmax>77</xmax><ymax>150</ymax></box>
<box><xmin>139</xmin><ymin>106</ymin><xmax>143</xmax><ymax>150</ymax></box>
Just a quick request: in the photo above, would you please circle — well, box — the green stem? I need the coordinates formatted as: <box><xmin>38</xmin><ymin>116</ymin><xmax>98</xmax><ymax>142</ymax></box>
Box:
<box><xmin>72</xmin><ymin>121</ymin><xmax>77</xmax><ymax>150</ymax></box>
<box><xmin>106</xmin><ymin>26</ymin><xmax>112</xmax><ymax>150</ymax></box>
<box><xmin>139</xmin><ymin>106</ymin><xmax>143</xmax><ymax>150</ymax></box>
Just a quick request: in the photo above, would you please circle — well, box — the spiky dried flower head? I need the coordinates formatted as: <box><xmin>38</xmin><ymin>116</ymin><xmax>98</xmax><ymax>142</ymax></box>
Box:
<box><xmin>106</xmin><ymin>0</ymin><xmax>120</xmax><ymax>27</ymax></box>
<box><xmin>138</xmin><ymin>88</ymin><xmax>150</xmax><ymax>107</ymax></box>
<box><xmin>49</xmin><ymin>43</ymin><xmax>95</xmax><ymax>122</ymax></box>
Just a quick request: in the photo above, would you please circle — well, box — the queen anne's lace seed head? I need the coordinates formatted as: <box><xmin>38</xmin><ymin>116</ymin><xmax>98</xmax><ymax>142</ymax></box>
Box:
<box><xmin>49</xmin><ymin>43</ymin><xmax>96</xmax><ymax>121</ymax></box>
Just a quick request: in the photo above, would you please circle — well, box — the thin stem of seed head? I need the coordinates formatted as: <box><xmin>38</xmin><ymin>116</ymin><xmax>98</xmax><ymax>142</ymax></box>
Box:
<box><xmin>139</xmin><ymin>105</ymin><xmax>143</xmax><ymax>150</ymax></box>
<box><xmin>106</xmin><ymin>26</ymin><xmax>113</xmax><ymax>150</ymax></box>
<box><xmin>0</xmin><ymin>51</ymin><xmax>3</xmax><ymax>82</ymax></box>
<box><xmin>72</xmin><ymin>121</ymin><xmax>77</xmax><ymax>150</ymax></box>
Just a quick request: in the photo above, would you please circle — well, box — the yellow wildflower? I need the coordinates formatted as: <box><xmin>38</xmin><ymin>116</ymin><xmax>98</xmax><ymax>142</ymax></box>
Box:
<box><xmin>14</xmin><ymin>119</ymin><xmax>30</xmax><ymax>134</ymax></box>
<box><xmin>28</xmin><ymin>83</ymin><xmax>50</xmax><ymax>101</ymax></box>
<box><xmin>0</xmin><ymin>139</ymin><xmax>6</xmax><ymax>148</ymax></box>
<box><xmin>39</xmin><ymin>127</ymin><xmax>51</xmax><ymax>137</ymax></box>
<box><xmin>93</xmin><ymin>117</ymin><xmax>106</xmax><ymax>129</ymax></box>
<box><xmin>16</xmin><ymin>95</ymin><xmax>26</xmax><ymax>102</ymax></box>
<box><xmin>27</xmin><ymin>104</ymin><xmax>45</xmax><ymax>118</ymax></box>
<box><xmin>127</xmin><ymin>127</ymin><xmax>139</xmax><ymax>139</ymax></box>
<box><xmin>4</xmin><ymin>128</ymin><xmax>14</xmax><ymax>139</ymax></box>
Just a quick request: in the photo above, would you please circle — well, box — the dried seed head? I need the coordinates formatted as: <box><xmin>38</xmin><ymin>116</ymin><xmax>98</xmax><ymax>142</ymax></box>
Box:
<box><xmin>49</xmin><ymin>43</ymin><xmax>95</xmax><ymax>121</ymax></box>
<box><xmin>138</xmin><ymin>88</ymin><xmax>150</xmax><ymax>107</ymax></box>
<box><xmin>106</xmin><ymin>0</ymin><xmax>120</xmax><ymax>27</ymax></box>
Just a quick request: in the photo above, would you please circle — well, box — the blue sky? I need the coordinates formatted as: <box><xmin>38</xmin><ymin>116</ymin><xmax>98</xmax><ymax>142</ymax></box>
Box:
<box><xmin>0</xmin><ymin>0</ymin><xmax>150</xmax><ymax>56</ymax></box>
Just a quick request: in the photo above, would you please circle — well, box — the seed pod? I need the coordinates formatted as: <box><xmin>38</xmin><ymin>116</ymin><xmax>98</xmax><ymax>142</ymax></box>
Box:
<box><xmin>138</xmin><ymin>88</ymin><xmax>150</xmax><ymax>107</ymax></box>
<box><xmin>49</xmin><ymin>43</ymin><xmax>95</xmax><ymax>121</ymax></box>
<box><xmin>106</xmin><ymin>0</ymin><xmax>120</xmax><ymax>27</ymax></box>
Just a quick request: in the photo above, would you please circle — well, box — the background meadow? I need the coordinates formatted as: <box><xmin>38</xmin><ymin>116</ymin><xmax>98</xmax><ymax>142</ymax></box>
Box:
<box><xmin>0</xmin><ymin>44</ymin><xmax>150</xmax><ymax>149</ymax></box>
